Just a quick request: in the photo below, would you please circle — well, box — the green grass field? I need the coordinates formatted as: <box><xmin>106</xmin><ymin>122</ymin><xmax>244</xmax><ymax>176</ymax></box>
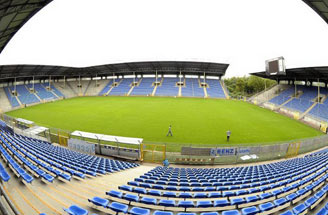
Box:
<box><xmin>7</xmin><ymin>96</ymin><xmax>323</xmax><ymax>151</ymax></box>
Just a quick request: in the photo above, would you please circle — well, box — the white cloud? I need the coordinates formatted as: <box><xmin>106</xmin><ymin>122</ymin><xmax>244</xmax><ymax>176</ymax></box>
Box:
<box><xmin>0</xmin><ymin>0</ymin><xmax>328</xmax><ymax>77</ymax></box>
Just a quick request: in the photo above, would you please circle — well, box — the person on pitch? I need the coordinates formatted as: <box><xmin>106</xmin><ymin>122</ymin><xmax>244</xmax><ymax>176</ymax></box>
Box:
<box><xmin>167</xmin><ymin>125</ymin><xmax>173</xmax><ymax>137</ymax></box>
<box><xmin>227</xmin><ymin>130</ymin><xmax>231</xmax><ymax>142</ymax></box>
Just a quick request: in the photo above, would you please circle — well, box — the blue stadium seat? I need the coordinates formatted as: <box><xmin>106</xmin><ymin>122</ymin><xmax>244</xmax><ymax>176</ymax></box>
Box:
<box><xmin>200</xmin><ymin>213</ymin><xmax>219</xmax><ymax>215</ymax></box>
<box><xmin>292</xmin><ymin>203</ymin><xmax>307</xmax><ymax>214</ymax></box>
<box><xmin>274</xmin><ymin>198</ymin><xmax>288</xmax><ymax>207</ymax></box>
<box><xmin>158</xmin><ymin>199</ymin><xmax>175</xmax><ymax>207</ymax></box>
<box><xmin>106</xmin><ymin>190</ymin><xmax>123</xmax><ymax>198</ymax></box>
<box><xmin>279</xmin><ymin>211</ymin><xmax>293</xmax><ymax>215</ymax></box>
<box><xmin>178</xmin><ymin>200</ymin><xmax>194</xmax><ymax>209</ymax></box>
<box><xmin>214</xmin><ymin>199</ymin><xmax>230</xmax><ymax>207</ymax></box>
<box><xmin>222</xmin><ymin>210</ymin><xmax>241</xmax><ymax>215</ymax></box>
<box><xmin>179</xmin><ymin>192</ymin><xmax>193</xmax><ymax>199</ymax></box>
<box><xmin>259</xmin><ymin>202</ymin><xmax>275</xmax><ymax>212</ymax></box>
<box><xmin>140</xmin><ymin>197</ymin><xmax>157</xmax><ymax>205</ymax></box>
<box><xmin>148</xmin><ymin>190</ymin><xmax>161</xmax><ymax>196</ymax></box>
<box><xmin>196</xmin><ymin>200</ymin><xmax>213</xmax><ymax>208</ymax></box>
<box><xmin>316</xmin><ymin>208</ymin><xmax>328</xmax><ymax>215</ymax></box>
<box><xmin>123</xmin><ymin>194</ymin><xmax>139</xmax><ymax>203</ymax></box>
<box><xmin>129</xmin><ymin>207</ymin><xmax>150</xmax><ymax>215</ymax></box>
<box><xmin>176</xmin><ymin>213</ymin><xmax>196</xmax><ymax>215</ymax></box>
<box><xmin>241</xmin><ymin>206</ymin><xmax>259</xmax><ymax>215</ymax></box>
<box><xmin>230</xmin><ymin>198</ymin><xmax>245</xmax><ymax>205</ymax></box>
<box><xmin>134</xmin><ymin>187</ymin><xmax>147</xmax><ymax>194</ymax></box>
<box><xmin>163</xmin><ymin>191</ymin><xmax>177</xmax><ymax>198</ymax></box>
<box><xmin>194</xmin><ymin>193</ymin><xmax>207</xmax><ymax>198</ymax></box>
<box><xmin>88</xmin><ymin>197</ymin><xmax>109</xmax><ymax>207</ymax></box>
<box><xmin>108</xmin><ymin>202</ymin><xmax>128</xmax><ymax>214</ymax></box>
<box><xmin>63</xmin><ymin>205</ymin><xmax>88</xmax><ymax>215</ymax></box>
<box><xmin>208</xmin><ymin>192</ymin><xmax>221</xmax><ymax>198</ymax></box>
<box><xmin>245</xmin><ymin>195</ymin><xmax>259</xmax><ymax>203</ymax></box>
<box><xmin>153</xmin><ymin>211</ymin><xmax>174</xmax><ymax>215</ymax></box>
<box><xmin>119</xmin><ymin>185</ymin><xmax>133</xmax><ymax>192</ymax></box>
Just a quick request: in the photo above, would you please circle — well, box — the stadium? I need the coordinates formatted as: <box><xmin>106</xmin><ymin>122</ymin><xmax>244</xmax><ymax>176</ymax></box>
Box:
<box><xmin>0</xmin><ymin>0</ymin><xmax>328</xmax><ymax>215</ymax></box>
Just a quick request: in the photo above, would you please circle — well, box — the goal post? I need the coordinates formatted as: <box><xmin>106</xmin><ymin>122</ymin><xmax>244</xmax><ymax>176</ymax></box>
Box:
<box><xmin>141</xmin><ymin>143</ymin><xmax>166</xmax><ymax>163</ymax></box>
<box><xmin>320</xmin><ymin>122</ymin><xmax>328</xmax><ymax>133</ymax></box>
<box><xmin>285</xmin><ymin>142</ymin><xmax>300</xmax><ymax>158</ymax></box>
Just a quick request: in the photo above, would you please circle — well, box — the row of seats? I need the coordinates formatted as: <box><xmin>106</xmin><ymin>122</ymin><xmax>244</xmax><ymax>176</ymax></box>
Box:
<box><xmin>269</xmin><ymin>85</ymin><xmax>328</xmax><ymax>121</ymax></box>
<box><xmin>0</xmin><ymin>125</ymin><xmax>138</xmax><ymax>185</ymax></box>
<box><xmin>87</xmin><ymin>147</ymin><xmax>328</xmax><ymax>215</ymax></box>
<box><xmin>3</xmin><ymin>83</ymin><xmax>64</xmax><ymax>107</ymax></box>
<box><xmin>98</xmin><ymin>78</ymin><xmax>227</xmax><ymax>98</ymax></box>
<box><xmin>88</xmin><ymin>177</ymin><xmax>328</xmax><ymax>214</ymax></box>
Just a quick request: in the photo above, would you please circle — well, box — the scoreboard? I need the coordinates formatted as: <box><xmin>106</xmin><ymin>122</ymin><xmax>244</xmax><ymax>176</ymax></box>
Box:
<box><xmin>265</xmin><ymin>57</ymin><xmax>286</xmax><ymax>76</ymax></box>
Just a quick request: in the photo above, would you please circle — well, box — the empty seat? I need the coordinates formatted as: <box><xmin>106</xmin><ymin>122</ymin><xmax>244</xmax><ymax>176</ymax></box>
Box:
<box><xmin>106</xmin><ymin>190</ymin><xmax>123</xmax><ymax>198</ymax></box>
<box><xmin>163</xmin><ymin>192</ymin><xmax>177</xmax><ymax>198</ymax></box>
<box><xmin>134</xmin><ymin>187</ymin><xmax>147</xmax><ymax>194</ymax></box>
<box><xmin>119</xmin><ymin>185</ymin><xmax>133</xmax><ymax>192</ymax></box>
<box><xmin>231</xmin><ymin>198</ymin><xmax>245</xmax><ymax>205</ymax></box>
<box><xmin>259</xmin><ymin>202</ymin><xmax>275</xmax><ymax>212</ymax></box>
<box><xmin>148</xmin><ymin>190</ymin><xmax>161</xmax><ymax>196</ymax></box>
<box><xmin>222</xmin><ymin>210</ymin><xmax>241</xmax><ymax>215</ymax></box>
<box><xmin>123</xmin><ymin>194</ymin><xmax>139</xmax><ymax>203</ymax></box>
<box><xmin>88</xmin><ymin>197</ymin><xmax>109</xmax><ymax>207</ymax></box>
<box><xmin>214</xmin><ymin>199</ymin><xmax>230</xmax><ymax>207</ymax></box>
<box><xmin>129</xmin><ymin>207</ymin><xmax>150</xmax><ymax>215</ymax></box>
<box><xmin>153</xmin><ymin>211</ymin><xmax>174</xmax><ymax>215</ymax></box>
<box><xmin>140</xmin><ymin>197</ymin><xmax>157</xmax><ymax>205</ymax></box>
<box><xmin>63</xmin><ymin>205</ymin><xmax>88</xmax><ymax>215</ymax></box>
<box><xmin>178</xmin><ymin>200</ymin><xmax>194</xmax><ymax>209</ymax></box>
<box><xmin>196</xmin><ymin>200</ymin><xmax>213</xmax><ymax>208</ymax></box>
<box><xmin>274</xmin><ymin>198</ymin><xmax>288</xmax><ymax>207</ymax></box>
<box><xmin>279</xmin><ymin>210</ymin><xmax>293</xmax><ymax>215</ymax></box>
<box><xmin>200</xmin><ymin>213</ymin><xmax>219</xmax><ymax>215</ymax></box>
<box><xmin>177</xmin><ymin>213</ymin><xmax>197</xmax><ymax>215</ymax></box>
<box><xmin>108</xmin><ymin>202</ymin><xmax>128</xmax><ymax>214</ymax></box>
<box><xmin>158</xmin><ymin>199</ymin><xmax>175</xmax><ymax>207</ymax></box>
<box><xmin>194</xmin><ymin>193</ymin><xmax>207</xmax><ymax>198</ymax></box>
<box><xmin>292</xmin><ymin>203</ymin><xmax>307</xmax><ymax>214</ymax></box>
<box><xmin>179</xmin><ymin>192</ymin><xmax>193</xmax><ymax>199</ymax></box>
<box><xmin>241</xmin><ymin>206</ymin><xmax>259</xmax><ymax>215</ymax></box>
<box><xmin>208</xmin><ymin>192</ymin><xmax>221</xmax><ymax>198</ymax></box>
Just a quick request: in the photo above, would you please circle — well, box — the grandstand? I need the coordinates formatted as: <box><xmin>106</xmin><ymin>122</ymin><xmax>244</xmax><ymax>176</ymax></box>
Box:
<box><xmin>0</xmin><ymin>0</ymin><xmax>328</xmax><ymax>214</ymax></box>
<box><xmin>252</xmin><ymin>67</ymin><xmax>328</xmax><ymax>131</ymax></box>
<box><xmin>0</xmin><ymin>62</ymin><xmax>229</xmax><ymax>111</ymax></box>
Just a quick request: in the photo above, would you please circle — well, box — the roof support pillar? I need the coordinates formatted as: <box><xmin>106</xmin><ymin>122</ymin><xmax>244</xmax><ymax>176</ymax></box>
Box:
<box><xmin>155</xmin><ymin>70</ymin><xmax>158</xmax><ymax>83</ymax></box>
<box><xmin>179</xmin><ymin>69</ymin><xmax>182</xmax><ymax>83</ymax></box>
<box><xmin>318</xmin><ymin>78</ymin><xmax>320</xmax><ymax>103</ymax></box>
<box><xmin>14</xmin><ymin>77</ymin><xmax>16</xmax><ymax>93</ymax></box>
<box><xmin>294</xmin><ymin>78</ymin><xmax>297</xmax><ymax>97</ymax></box>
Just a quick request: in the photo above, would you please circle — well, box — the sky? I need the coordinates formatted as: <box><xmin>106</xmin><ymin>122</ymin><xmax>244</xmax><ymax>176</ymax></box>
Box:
<box><xmin>0</xmin><ymin>0</ymin><xmax>328</xmax><ymax>77</ymax></box>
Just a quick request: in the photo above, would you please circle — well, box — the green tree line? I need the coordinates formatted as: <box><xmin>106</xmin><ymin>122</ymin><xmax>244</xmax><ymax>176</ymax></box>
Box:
<box><xmin>224</xmin><ymin>75</ymin><xmax>276</xmax><ymax>98</ymax></box>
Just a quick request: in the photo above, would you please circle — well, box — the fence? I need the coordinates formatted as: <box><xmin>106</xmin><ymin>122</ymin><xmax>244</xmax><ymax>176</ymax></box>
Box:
<box><xmin>147</xmin><ymin>134</ymin><xmax>328</xmax><ymax>165</ymax></box>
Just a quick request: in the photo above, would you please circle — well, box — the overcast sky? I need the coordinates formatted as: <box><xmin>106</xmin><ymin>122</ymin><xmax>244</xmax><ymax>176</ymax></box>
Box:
<box><xmin>0</xmin><ymin>0</ymin><xmax>328</xmax><ymax>77</ymax></box>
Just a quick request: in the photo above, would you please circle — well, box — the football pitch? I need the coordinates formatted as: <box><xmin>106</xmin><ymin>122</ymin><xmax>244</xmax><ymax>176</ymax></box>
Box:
<box><xmin>7</xmin><ymin>96</ymin><xmax>323</xmax><ymax>151</ymax></box>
